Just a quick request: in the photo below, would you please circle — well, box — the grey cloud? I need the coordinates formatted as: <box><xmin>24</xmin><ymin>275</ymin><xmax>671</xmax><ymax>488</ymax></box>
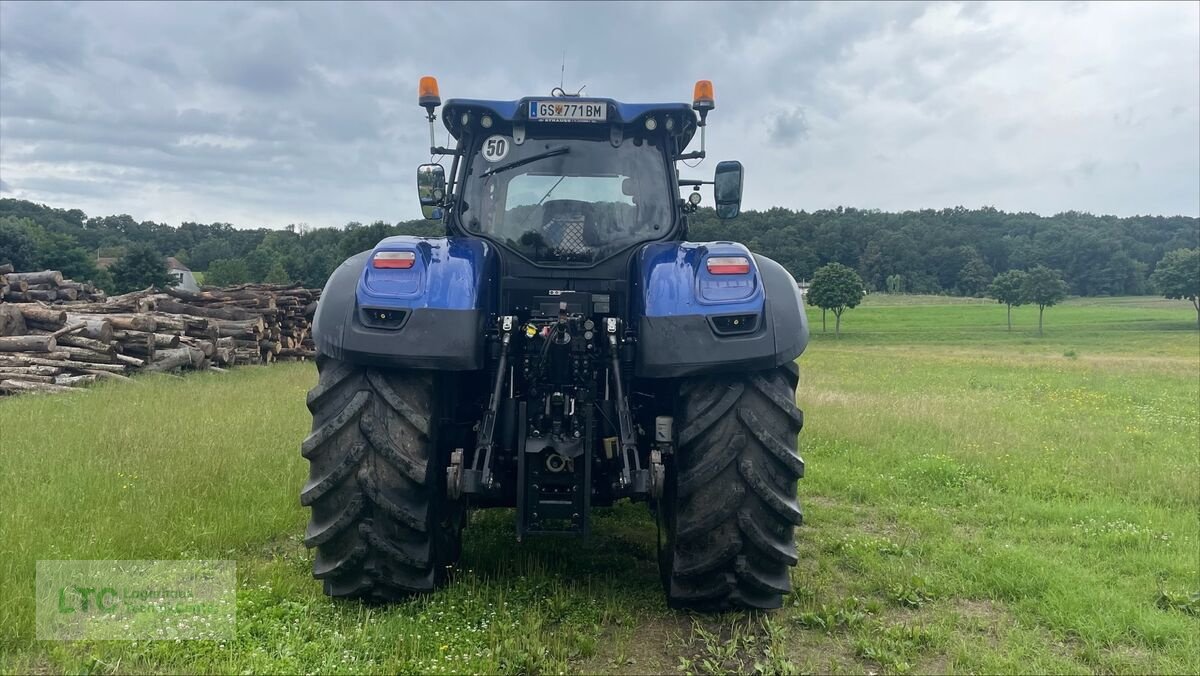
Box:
<box><xmin>0</xmin><ymin>2</ymin><xmax>89</xmax><ymax>71</ymax></box>
<box><xmin>0</xmin><ymin>1</ymin><xmax>1197</xmax><ymax>226</ymax></box>
<box><xmin>768</xmin><ymin>108</ymin><xmax>810</xmax><ymax>146</ymax></box>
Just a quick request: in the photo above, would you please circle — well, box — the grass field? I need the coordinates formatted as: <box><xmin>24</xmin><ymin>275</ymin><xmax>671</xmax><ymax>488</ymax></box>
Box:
<box><xmin>1</xmin><ymin>296</ymin><xmax>1197</xmax><ymax>674</ymax></box>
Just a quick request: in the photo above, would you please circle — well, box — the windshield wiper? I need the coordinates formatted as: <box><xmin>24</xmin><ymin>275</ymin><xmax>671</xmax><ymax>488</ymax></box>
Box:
<box><xmin>480</xmin><ymin>146</ymin><xmax>570</xmax><ymax>178</ymax></box>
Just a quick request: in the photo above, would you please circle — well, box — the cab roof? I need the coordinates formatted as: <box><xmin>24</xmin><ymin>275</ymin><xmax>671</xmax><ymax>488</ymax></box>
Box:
<box><xmin>442</xmin><ymin>97</ymin><xmax>699</xmax><ymax>147</ymax></box>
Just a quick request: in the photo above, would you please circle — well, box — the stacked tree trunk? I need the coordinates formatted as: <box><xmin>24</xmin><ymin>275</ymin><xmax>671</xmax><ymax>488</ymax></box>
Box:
<box><xmin>154</xmin><ymin>284</ymin><xmax>320</xmax><ymax>363</ymax></box>
<box><xmin>0</xmin><ymin>275</ymin><xmax>321</xmax><ymax>397</ymax></box>
<box><xmin>0</xmin><ymin>267</ymin><xmax>107</xmax><ymax>303</ymax></box>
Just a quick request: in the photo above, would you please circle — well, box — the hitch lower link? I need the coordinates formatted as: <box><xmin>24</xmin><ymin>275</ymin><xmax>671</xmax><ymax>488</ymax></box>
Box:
<box><xmin>607</xmin><ymin>318</ymin><xmax>652</xmax><ymax>498</ymax></box>
<box><xmin>449</xmin><ymin>316</ymin><xmax>514</xmax><ymax>500</ymax></box>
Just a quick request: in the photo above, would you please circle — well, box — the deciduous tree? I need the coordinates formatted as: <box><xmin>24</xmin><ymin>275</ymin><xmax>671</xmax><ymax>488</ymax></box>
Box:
<box><xmin>1020</xmin><ymin>265</ymin><xmax>1069</xmax><ymax>336</ymax></box>
<box><xmin>206</xmin><ymin>259</ymin><xmax>251</xmax><ymax>287</ymax></box>
<box><xmin>807</xmin><ymin>263</ymin><xmax>866</xmax><ymax>338</ymax></box>
<box><xmin>988</xmin><ymin>269</ymin><xmax>1027</xmax><ymax>331</ymax></box>
<box><xmin>109</xmin><ymin>243</ymin><xmax>176</xmax><ymax>294</ymax></box>
<box><xmin>1150</xmin><ymin>248</ymin><xmax>1200</xmax><ymax>328</ymax></box>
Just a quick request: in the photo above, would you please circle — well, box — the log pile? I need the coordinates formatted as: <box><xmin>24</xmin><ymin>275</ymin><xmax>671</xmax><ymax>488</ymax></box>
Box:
<box><xmin>0</xmin><ymin>271</ymin><xmax>320</xmax><ymax>396</ymax></box>
<box><xmin>0</xmin><ymin>266</ymin><xmax>107</xmax><ymax>303</ymax></box>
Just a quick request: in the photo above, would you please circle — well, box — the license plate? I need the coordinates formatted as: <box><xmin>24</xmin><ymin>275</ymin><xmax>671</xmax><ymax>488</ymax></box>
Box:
<box><xmin>529</xmin><ymin>100</ymin><xmax>607</xmax><ymax>122</ymax></box>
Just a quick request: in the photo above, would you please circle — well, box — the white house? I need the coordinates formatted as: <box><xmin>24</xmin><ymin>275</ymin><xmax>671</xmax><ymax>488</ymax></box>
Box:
<box><xmin>166</xmin><ymin>257</ymin><xmax>200</xmax><ymax>292</ymax></box>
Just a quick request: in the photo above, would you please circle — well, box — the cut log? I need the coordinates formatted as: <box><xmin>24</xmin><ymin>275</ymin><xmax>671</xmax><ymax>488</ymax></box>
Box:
<box><xmin>48</xmin><ymin>323</ymin><xmax>89</xmax><ymax>339</ymax></box>
<box><xmin>102</xmin><ymin>288</ymin><xmax>157</xmax><ymax>312</ymax></box>
<box><xmin>0</xmin><ymin>263</ymin><xmax>13</xmax><ymax>275</ymax></box>
<box><xmin>74</xmin><ymin>313</ymin><xmax>156</xmax><ymax>333</ymax></box>
<box><xmin>146</xmin><ymin>347</ymin><xmax>203</xmax><ymax>372</ymax></box>
<box><xmin>16</xmin><ymin>305</ymin><xmax>66</xmax><ymax>326</ymax></box>
<box><xmin>114</xmin><ymin>353</ymin><xmax>145</xmax><ymax>367</ymax></box>
<box><xmin>58</xmin><ymin>346</ymin><xmax>118</xmax><ymax>363</ymax></box>
<box><xmin>147</xmin><ymin>314</ymin><xmax>188</xmax><ymax>333</ymax></box>
<box><xmin>0</xmin><ymin>335</ymin><xmax>56</xmax><ymax>352</ymax></box>
<box><xmin>109</xmin><ymin>330</ymin><xmax>178</xmax><ymax>348</ymax></box>
<box><xmin>152</xmin><ymin>297</ymin><xmax>257</xmax><ymax>321</ymax></box>
<box><xmin>210</xmin><ymin>318</ymin><xmax>264</xmax><ymax>337</ymax></box>
<box><xmin>117</xmin><ymin>333</ymin><xmax>156</xmax><ymax>359</ymax></box>
<box><xmin>84</xmin><ymin>369</ymin><xmax>133</xmax><ymax>382</ymax></box>
<box><xmin>186</xmin><ymin>339</ymin><xmax>215</xmax><ymax>358</ymax></box>
<box><xmin>0</xmin><ymin>305</ymin><xmax>27</xmax><ymax>337</ymax></box>
<box><xmin>49</xmin><ymin>333</ymin><xmax>113</xmax><ymax>354</ymax></box>
<box><xmin>0</xmin><ymin>379</ymin><xmax>78</xmax><ymax>394</ymax></box>
<box><xmin>0</xmin><ymin>372</ymin><xmax>57</xmax><ymax>383</ymax></box>
<box><xmin>7</xmin><ymin>270</ymin><xmax>63</xmax><ymax>286</ymax></box>
<box><xmin>278</xmin><ymin>348</ymin><xmax>316</xmax><ymax>359</ymax></box>
<box><xmin>0</xmin><ymin>354</ymin><xmax>125</xmax><ymax>372</ymax></box>
<box><xmin>0</xmin><ymin>365</ymin><xmax>62</xmax><ymax>377</ymax></box>
<box><xmin>55</xmin><ymin>374</ymin><xmax>98</xmax><ymax>387</ymax></box>
<box><xmin>45</xmin><ymin>318</ymin><xmax>112</xmax><ymax>342</ymax></box>
<box><xmin>24</xmin><ymin>289</ymin><xmax>58</xmax><ymax>302</ymax></box>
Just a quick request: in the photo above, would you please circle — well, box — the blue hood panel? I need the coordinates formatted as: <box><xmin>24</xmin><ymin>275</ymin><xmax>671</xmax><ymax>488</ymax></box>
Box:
<box><xmin>635</xmin><ymin>241</ymin><xmax>765</xmax><ymax>318</ymax></box>
<box><xmin>357</xmin><ymin>236</ymin><xmax>494</xmax><ymax>311</ymax></box>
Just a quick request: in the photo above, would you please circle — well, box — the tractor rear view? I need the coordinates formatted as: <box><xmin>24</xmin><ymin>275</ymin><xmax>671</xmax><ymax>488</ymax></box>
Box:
<box><xmin>301</xmin><ymin>77</ymin><xmax>808</xmax><ymax>609</ymax></box>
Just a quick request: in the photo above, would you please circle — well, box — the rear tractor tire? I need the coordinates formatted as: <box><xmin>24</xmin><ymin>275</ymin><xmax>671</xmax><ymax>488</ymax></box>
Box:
<box><xmin>300</xmin><ymin>355</ymin><xmax>463</xmax><ymax>601</ymax></box>
<box><xmin>659</xmin><ymin>362</ymin><xmax>804</xmax><ymax>610</ymax></box>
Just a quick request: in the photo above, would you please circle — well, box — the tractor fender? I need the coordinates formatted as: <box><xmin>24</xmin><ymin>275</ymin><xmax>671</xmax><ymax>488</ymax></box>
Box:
<box><xmin>311</xmin><ymin>237</ymin><xmax>494</xmax><ymax>370</ymax></box>
<box><xmin>633</xmin><ymin>242</ymin><xmax>808</xmax><ymax>378</ymax></box>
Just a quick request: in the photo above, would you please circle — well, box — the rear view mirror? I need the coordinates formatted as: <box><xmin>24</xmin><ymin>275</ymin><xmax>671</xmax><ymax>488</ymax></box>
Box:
<box><xmin>713</xmin><ymin>160</ymin><xmax>743</xmax><ymax>219</ymax></box>
<box><xmin>417</xmin><ymin>164</ymin><xmax>446</xmax><ymax>220</ymax></box>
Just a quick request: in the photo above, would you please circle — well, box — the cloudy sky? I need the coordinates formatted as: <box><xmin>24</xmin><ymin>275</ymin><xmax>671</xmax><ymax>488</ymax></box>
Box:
<box><xmin>1</xmin><ymin>1</ymin><xmax>1197</xmax><ymax>228</ymax></box>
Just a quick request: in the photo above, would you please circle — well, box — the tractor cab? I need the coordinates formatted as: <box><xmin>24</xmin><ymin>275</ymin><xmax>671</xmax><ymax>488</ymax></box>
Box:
<box><xmin>414</xmin><ymin>78</ymin><xmax>744</xmax><ymax>267</ymax></box>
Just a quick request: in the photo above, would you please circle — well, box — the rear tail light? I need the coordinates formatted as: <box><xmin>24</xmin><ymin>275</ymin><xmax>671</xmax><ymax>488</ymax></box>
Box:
<box><xmin>373</xmin><ymin>251</ymin><xmax>416</xmax><ymax>269</ymax></box>
<box><xmin>706</xmin><ymin>256</ymin><xmax>750</xmax><ymax>275</ymax></box>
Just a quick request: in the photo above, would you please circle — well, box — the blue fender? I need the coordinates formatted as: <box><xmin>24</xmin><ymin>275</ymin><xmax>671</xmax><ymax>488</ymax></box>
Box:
<box><xmin>633</xmin><ymin>241</ymin><xmax>808</xmax><ymax>378</ymax></box>
<box><xmin>312</xmin><ymin>236</ymin><xmax>495</xmax><ymax>370</ymax></box>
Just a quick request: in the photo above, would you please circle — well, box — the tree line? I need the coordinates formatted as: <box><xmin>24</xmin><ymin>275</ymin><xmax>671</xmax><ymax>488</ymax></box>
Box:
<box><xmin>805</xmin><ymin>250</ymin><xmax>1198</xmax><ymax>337</ymax></box>
<box><xmin>689</xmin><ymin>206</ymin><xmax>1196</xmax><ymax>297</ymax></box>
<box><xmin>0</xmin><ymin>198</ymin><xmax>1196</xmax><ymax>297</ymax></box>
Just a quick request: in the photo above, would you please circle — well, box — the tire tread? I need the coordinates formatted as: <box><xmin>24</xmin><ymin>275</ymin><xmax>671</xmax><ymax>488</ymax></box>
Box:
<box><xmin>664</xmin><ymin>362</ymin><xmax>804</xmax><ymax>610</ymax></box>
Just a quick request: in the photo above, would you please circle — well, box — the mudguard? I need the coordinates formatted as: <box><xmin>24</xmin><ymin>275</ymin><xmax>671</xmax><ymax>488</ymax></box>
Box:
<box><xmin>311</xmin><ymin>236</ymin><xmax>495</xmax><ymax>370</ymax></box>
<box><xmin>633</xmin><ymin>241</ymin><xmax>808</xmax><ymax>378</ymax></box>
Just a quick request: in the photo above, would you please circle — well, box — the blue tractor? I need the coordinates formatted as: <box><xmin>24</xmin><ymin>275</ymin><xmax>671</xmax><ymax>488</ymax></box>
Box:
<box><xmin>302</xmin><ymin>77</ymin><xmax>809</xmax><ymax>610</ymax></box>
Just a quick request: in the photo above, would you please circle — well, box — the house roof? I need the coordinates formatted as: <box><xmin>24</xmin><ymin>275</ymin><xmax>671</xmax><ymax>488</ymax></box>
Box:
<box><xmin>166</xmin><ymin>257</ymin><xmax>190</xmax><ymax>271</ymax></box>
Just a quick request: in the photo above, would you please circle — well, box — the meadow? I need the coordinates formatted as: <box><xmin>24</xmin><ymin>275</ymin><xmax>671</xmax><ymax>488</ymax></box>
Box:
<box><xmin>0</xmin><ymin>295</ymin><xmax>1196</xmax><ymax>674</ymax></box>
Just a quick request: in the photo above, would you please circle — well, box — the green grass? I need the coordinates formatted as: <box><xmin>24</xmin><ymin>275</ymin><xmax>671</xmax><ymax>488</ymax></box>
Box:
<box><xmin>1</xmin><ymin>296</ymin><xmax>1197</xmax><ymax>674</ymax></box>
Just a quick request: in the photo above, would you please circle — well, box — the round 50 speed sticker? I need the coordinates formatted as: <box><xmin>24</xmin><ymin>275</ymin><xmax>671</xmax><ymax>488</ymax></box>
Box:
<box><xmin>481</xmin><ymin>135</ymin><xmax>510</xmax><ymax>162</ymax></box>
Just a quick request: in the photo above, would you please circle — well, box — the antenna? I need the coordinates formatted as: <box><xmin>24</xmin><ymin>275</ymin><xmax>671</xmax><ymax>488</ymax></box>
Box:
<box><xmin>552</xmin><ymin>51</ymin><xmax>585</xmax><ymax>97</ymax></box>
